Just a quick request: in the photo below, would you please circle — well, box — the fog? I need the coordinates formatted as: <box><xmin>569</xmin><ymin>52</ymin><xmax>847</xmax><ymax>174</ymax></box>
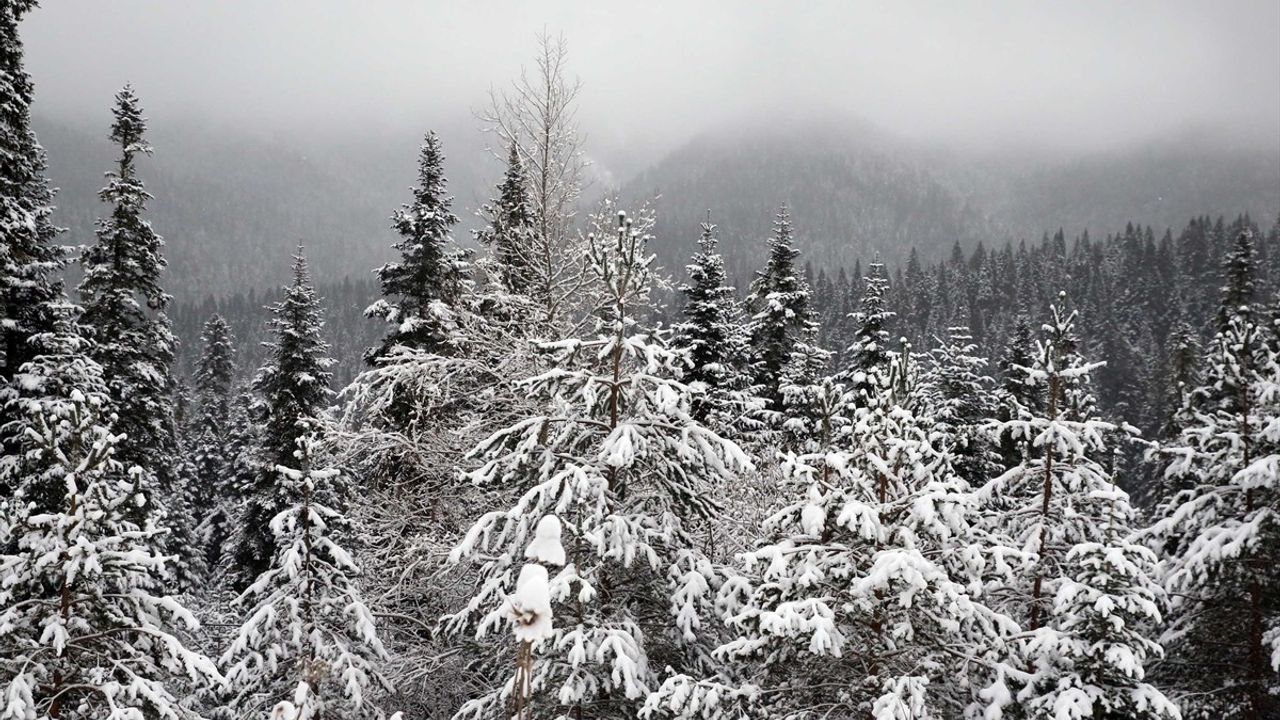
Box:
<box><xmin>24</xmin><ymin>0</ymin><xmax>1280</xmax><ymax>164</ymax></box>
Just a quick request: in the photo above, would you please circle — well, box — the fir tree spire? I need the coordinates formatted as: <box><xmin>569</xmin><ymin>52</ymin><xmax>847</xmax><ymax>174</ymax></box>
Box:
<box><xmin>476</xmin><ymin>140</ymin><xmax>536</xmax><ymax>295</ymax></box>
<box><xmin>230</xmin><ymin>246</ymin><xmax>334</xmax><ymax>589</ymax></box>
<box><xmin>191</xmin><ymin>313</ymin><xmax>237</xmax><ymax>564</ymax></box>
<box><xmin>366</xmin><ymin>131</ymin><xmax>470</xmax><ymax>361</ymax></box>
<box><xmin>77</xmin><ymin>85</ymin><xmax>196</xmax><ymax>583</ymax></box>
<box><xmin>745</xmin><ymin>204</ymin><xmax>818</xmax><ymax>410</ymax></box>
<box><xmin>1217</xmin><ymin>229</ymin><xmax>1258</xmax><ymax>329</ymax></box>
<box><xmin>672</xmin><ymin>211</ymin><xmax>751</xmax><ymax>426</ymax></box>
<box><xmin>841</xmin><ymin>260</ymin><xmax>894</xmax><ymax>406</ymax></box>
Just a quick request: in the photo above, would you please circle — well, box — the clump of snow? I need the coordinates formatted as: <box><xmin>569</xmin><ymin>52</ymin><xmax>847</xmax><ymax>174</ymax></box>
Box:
<box><xmin>801</xmin><ymin>503</ymin><xmax>826</xmax><ymax>536</ymax></box>
<box><xmin>509</xmin><ymin>564</ymin><xmax>553</xmax><ymax>642</ymax></box>
<box><xmin>526</xmin><ymin>515</ymin><xmax>566</xmax><ymax>566</ymax></box>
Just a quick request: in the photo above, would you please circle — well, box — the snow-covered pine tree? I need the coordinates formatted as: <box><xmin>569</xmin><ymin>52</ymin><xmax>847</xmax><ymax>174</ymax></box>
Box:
<box><xmin>924</xmin><ymin>325</ymin><xmax>1000</xmax><ymax>486</ymax></box>
<box><xmin>651</xmin><ymin>336</ymin><xmax>1018</xmax><ymax>719</ymax></box>
<box><xmin>0</xmin><ymin>301</ymin><xmax>107</xmax><ymax>521</ymax></box>
<box><xmin>221</xmin><ymin>437</ymin><xmax>395</xmax><ymax>720</ymax></box>
<box><xmin>839</xmin><ymin>261</ymin><xmax>894</xmax><ymax>408</ymax></box>
<box><xmin>1004</xmin><ymin>491</ymin><xmax>1180</xmax><ymax>720</ymax></box>
<box><xmin>672</xmin><ymin>212</ymin><xmax>754</xmax><ymax>430</ymax></box>
<box><xmin>1146</xmin><ymin>232</ymin><xmax>1280</xmax><ymax>720</ymax></box>
<box><xmin>229</xmin><ymin>247</ymin><xmax>334</xmax><ymax>590</ymax></box>
<box><xmin>0</xmin><ymin>0</ymin><xmax>72</xmax><ymax>490</ymax></box>
<box><xmin>0</xmin><ymin>384</ymin><xmax>222</xmax><ymax>718</ymax></box>
<box><xmin>445</xmin><ymin>205</ymin><xmax>752</xmax><ymax>719</ymax></box>
<box><xmin>366</xmin><ymin>131</ymin><xmax>471</xmax><ymax>363</ymax></box>
<box><xmin>191</xmin><ymin>314</ymin><xmax>237</xmax><ymax>567</ymax></box>
<box><xmin>76</xmin><ymin>84</ymin><xmax>196</xmax><ymax>583</ymax></box>
<box><xmin>994</xmin><ymin>315</ymin><xmax>1041</xmax><ymax>471</ymax></box>
<box><xmin>206</xmin><ymin>388</ymin><xmax>255</xmax><ymax>564</ymax></box>
<box><xmin>745</xmin><ymin>205</ymin><xmax>819</xmax><ymax>412</ymax></box>
<box><xmin>777</xmin><ymin>340</ymin><xmax>839</xmax><ymax>453</ymax></box>
<box><xmin>475</xmin><ymin>141</ymin><xmax>538</xmax><ymax>296</ymax></box>
<box><xmin>1157</xmin><ymin>320</ymin><xmax>1199</xmax><ymax>441</ymax></box>
<box><xmin>976</xmin><ymin>298</ymin><xmax>1177</xmax><ymax>719</ymax></box>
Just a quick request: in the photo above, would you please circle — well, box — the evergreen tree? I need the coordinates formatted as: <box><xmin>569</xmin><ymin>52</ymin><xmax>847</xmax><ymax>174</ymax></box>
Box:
<box><xmin>655</xmin><ymin>344</ymin><xmax>1018</xmax><ymax>718</ymax></box>
<box><xmin>203</xmin><ymin>388</ymin><xmax>257</xmax><ymax>577</ymax></box>
<box><xmin>840</xmin><ymin>261</ymin><xmax>894</xmax><ymax>407</ymax></box>
<box><xmin>924</xmin><ymin>325</ymin><xmax>1000</xmax><ymax>486</ymax></box>
<box><xmin>1156</xmin><ymin>320</ymin><xmax>1200</xmax><ymax>442</ymax></box>
<box><xmin>745</xmin><ymin>205</ymin><xmax>818</xmax><ymax>411</ymax></box>
<box><xmin>230</xmin><ymin>247</ymin><xmax>334</xmax><ymax>590</ymax></box>
<box><xmin>672</xmin><ymin>212</ymin><xmax>752</xmax><ymax>428</ymax></box>
<box><xmin>0</xmin><ymin>301</ymin><xmax>106</xmax><ymax>517</ymax></box>
<box><xmin>221</xmin><ymin>438</ymin><xmax>395</xmax><ymax>720</ymax></box>
<box><xmin>77</xmin><ymin>85</ymin><xmax>195</xmax><ymax>581</ymax></box>
<box><xmin>1217</xmin><ymin>230</ymin><xmax>1257</xmax><ymax>331</ymax></box>
<box><xmin>0</xmin><ymin>387</ymin><xmax>222</xmax><ymax>718</ymax></box>
<box><xmin>475</xmin><ymin>141</ymin><xmax>537</xmax><ymax>295</ymax></box>
<box><xmin>976</xmin><ymin>301</ymin><xmax>1176</xmax><ymax>718</ymax></box>
<box><xmin>1147</xmin><ymin>299</ymin><xmax>1280</xmax><ymax>719</ymax></box>
<box><xmin>191</xmin><ymin>314</ymin><xmax>237</xmax><ymax>566</ymax></box>
<box><xmin>0</xmin><ymin>0</ymin><xmax>72</xmax><ymax>485</ymax></box>
<box><xmin>445</xmin><ymin>208</ymin><xmax>752</xmax><ymax>719</ymax></box>
<box><xmin>366</xmin><ymin>131</ymin><xmax>470</xmax><ymax>362</ymax></box>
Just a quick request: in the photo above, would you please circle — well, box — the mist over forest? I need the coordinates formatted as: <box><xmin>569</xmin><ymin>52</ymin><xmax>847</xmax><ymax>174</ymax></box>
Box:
<box><xmin>3</xmin><ymin>2</ymin><xmax>1279</xmax><ymax>720</ymax></box>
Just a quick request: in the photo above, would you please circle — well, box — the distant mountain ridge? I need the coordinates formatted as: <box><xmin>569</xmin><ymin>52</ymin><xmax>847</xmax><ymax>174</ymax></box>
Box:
<box><xmin>621</xmin><ymin>120</ymin><xmax>1280</xmax><ymax>282</ymax></box>
<box><xmin>34</xmin><ymin>114</ymin><xmax>1279</xmax><ymax>301</ymax></box>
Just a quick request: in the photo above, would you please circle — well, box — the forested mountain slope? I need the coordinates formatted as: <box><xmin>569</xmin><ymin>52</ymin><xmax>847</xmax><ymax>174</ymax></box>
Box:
<box><xmin>622</xmin><ymin>120</ymin><xmax>1279</xmax><ymax>278</ymax></box>
<box><xmin>38</xmin><ymin>114</ymin><xmax>1279</xmax><ymax>302</ymax></box>
<box><xmin>35</xmin><ymin>116</ymin><xmax>492</xmax><ymax>296</ymax></box>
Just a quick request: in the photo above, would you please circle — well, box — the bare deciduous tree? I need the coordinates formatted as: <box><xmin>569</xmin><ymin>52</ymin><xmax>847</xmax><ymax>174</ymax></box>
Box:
<box><xmin>479</xmin><ymin>31</ymin><xmax>592</xmax><ymax>327</ymax></box>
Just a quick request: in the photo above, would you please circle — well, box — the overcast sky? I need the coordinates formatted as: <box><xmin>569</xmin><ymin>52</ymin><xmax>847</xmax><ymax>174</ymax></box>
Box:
<box><xmin>22</xmin><ymin>0</ymin><xmax>1280</xmax><ymax>159</ymax></box>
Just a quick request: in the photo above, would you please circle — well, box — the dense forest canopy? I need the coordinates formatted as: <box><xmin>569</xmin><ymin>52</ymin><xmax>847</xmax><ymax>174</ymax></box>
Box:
<box><xmin>2</xmin><ymin>3</ymin><xmax>1279</xmax><ymax>720</ymax></box>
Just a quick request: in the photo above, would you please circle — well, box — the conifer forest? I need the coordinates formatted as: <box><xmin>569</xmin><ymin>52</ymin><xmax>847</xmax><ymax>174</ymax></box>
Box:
<box><xmin>2</xmin><ymin>2</ymin><xmax>1279</xmax><ymax>719</ymax></box>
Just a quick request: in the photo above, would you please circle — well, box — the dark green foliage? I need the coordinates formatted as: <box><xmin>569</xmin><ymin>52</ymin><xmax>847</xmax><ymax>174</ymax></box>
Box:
<box><xmin>366</xmin><ymin>131</ymin><xmax>470</xmax><ymax>361</ymax></box>
<box><xmin>475</xmin><ymin>142</ymin><xmax>536</xmax><ymax>294</ymax></box>
<box><xmin>230</xmin><ymin>248</ymin><xmax>334</xmax><ymax>589</ymax></box>
<box><xmin>0</xmin><ymin>0</ymin><xmax>68</xmax><ymax>456</ymax></box>
<box><xmin>745</xmin><ymin>205</ymin><xmax>818</xmax><ymax>410</ymax></box>
<box><xmin>840</xmin><ymin>262</ymin><xmax>893</xmax><ymax>406</ymax></box>
<box><xmin>672</xmin><ymin>213</ymin><xmax>751</xmax><ymax>424</ymax></box>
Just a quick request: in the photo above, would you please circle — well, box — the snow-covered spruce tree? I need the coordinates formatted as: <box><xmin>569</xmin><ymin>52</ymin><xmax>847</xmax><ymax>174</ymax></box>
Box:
<box><xmin>745</xmin><ymin>205</ymin><xmax>819</xmax><ymax>412</ymax></box>
<box><xmin>0</xmin><ymin>301</ymin><xmax>108</xmax><ymax>530</ymax></box>
<box><xmin>650</xmin><ymin>340</ymin><xmax>1019</xmax><ymax>719</ymax></box>
<box><xmin>444</xmin><ymin>206</ymin><xmax>753</xmax><ymax>719</ymax></box>
<box><xmin>924</xmin><ymin>326</ymin><xmax>1000</xmax><ymax>487</ymax></box>
<box><xmin>777</xmin><ymin>340</ymin><xmax>838</xmax><ymax>453</ymax></box>
<box><xmin>839</xmin><ymin>261</ymin><xmax>894</xmax><ymax>409</ymax></box>
<box><xmin>475</xmin><ymin>141</ymin><xmax>538</xmax><ymax>296</ymax></box>
<box><xmin>205</xmin><ymin>388</ymin><xmax>256</xmax><ymax>572</ymax></box>
<box><xmin>229</xmin><ymin>247</ymin><xmax>334</xmax><ymax>590</ymax></box>
<box><xmin>975</xmin><ymin>299</ymin><xmax>1177</xmax><ymax>719</ymax></box>
<box><xmin>0</xmin><ymin>0</ymin><xmax>72</xmax><ymax>493</ymax></box>
<box><xmin>221</xmin><ymin>437</ymin><xmax>396</xmax><ymax>720</ymax></box>
<box><xmin>1145</xmin><ymin>236</ymin><xmax>1279</xmax><ymax>720</ymax></box>
<box><xmin>0</xmin><ymin>386</ymin><xmax>222</xmax><ymax>719</ymax></box>
<box><xmin>77</xmin><ymin>84</ymin><xmax>197</xmax><ymax>583</ymax></box>
<box><xmin>993</xmin><ymin>315</ymin><xmax>1042</xmax><ymax>471</ymax></box>
<box><xmin>366</xmin><ymin>131</ymin><xmax>472</xmax><ymax>363</ymax></box>
<box><xmin>1156</xmin><ymin>320</ymin><xmax>1199</xmax><ymax>443</ymax></box>
<box><xmin>191</xmin><ymin>314</ymin><xmax>237</xmax><ymax>567</ymax></box>
<box><xmin>672</xmin><ymin>213</ymin><xmax>754</xmax><ymax>430</ymax></box>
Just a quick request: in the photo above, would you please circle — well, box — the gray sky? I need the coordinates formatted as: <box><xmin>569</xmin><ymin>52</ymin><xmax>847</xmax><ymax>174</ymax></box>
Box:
<box><xmin>22</xmin><ymin>0</ymin><xmax>1280</xmax><ymax>159</ymax></box>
